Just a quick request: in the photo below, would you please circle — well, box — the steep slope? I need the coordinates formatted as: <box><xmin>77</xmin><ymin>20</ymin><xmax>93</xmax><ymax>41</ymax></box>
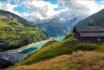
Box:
<box><xmin>0</xmin><ymin>10</ymin><xmax>47</xmax><ymax>51</ymax></box>
<box><xmin>7</xmin><ymin>34</ymin><xmax>104</xmax><ymax>68</ymax></box>
<box><xmin>76</xmin><ymin>9</ymin><xmax>104</xmax><ymax>27</ymax></box>
<box><xmin>6</xmin><ymin>33</ymin><xmax>104</xmax><ymax>70</ymax></box>
<box><xmin>0</xmin><ymin>10</ymin><xmax>31</xmax><ymax>26</ymax></box>
<box><xmin>7</xmin><ymin>51</ymin><xmax>104</xmax><ymax>70</ymax></box>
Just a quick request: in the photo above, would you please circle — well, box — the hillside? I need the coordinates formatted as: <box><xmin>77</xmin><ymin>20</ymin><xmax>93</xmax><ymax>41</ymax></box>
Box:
<box><xmin>0</xmin><ymin>10</ymin><xmax>47</xmax><ymax>51</ymax></box>
<box><xmin>6</xmin><ymin>34</ymin><xmax>104</xmax><ymax>70</ymax></box>
<box><xmin>76</xmin><ymin>9</ymin><xmax>104</xmax><ymax>27</ymax></box>
<box><xmin>7</xmin><ymin>51</ymin><xmax>104</xmax><ymax>70</ymax></box>
<box><xmin>6</xmin><ymin>9</ymin><xmax>104</xmax><ymax>70</ymax></box>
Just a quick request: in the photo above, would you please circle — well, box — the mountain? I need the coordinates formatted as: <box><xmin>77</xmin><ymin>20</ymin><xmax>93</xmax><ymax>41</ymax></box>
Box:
<box><xmin>0</xmin><ymin>10</ymin><xmax>31</xmax><ymax>25</ymax></box>
<box><xmin>6</xmin><ymin>9</ymin><xmax>104</xmax><ymax>70</ymax></box>
<box><xmin>0</xmin><ymin>10</ymin><xmax>47</xmax><ymax>51</ymax></box>
<box><xmin>37</xmin><ymin>12</ymin><xmax>86</xmax><ymax>37</ymax></box>
<box><xmin>76</xmin><ymin>9</ymin><xmax>104</xmax><ymax>27</ymax></box>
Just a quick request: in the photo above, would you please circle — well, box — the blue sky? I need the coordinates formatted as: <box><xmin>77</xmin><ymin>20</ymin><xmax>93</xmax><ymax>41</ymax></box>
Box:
<box><xmin>96</xmin><ymin>0</ymin><xmax>104</xmax><ymax>3</ymax></box>
<box><xmin>0</xmin><ymin>0</ymin><xmax>59</xmax><ymax>13</ymax></box>
<box><xmin>44</xmin><ymin>0</ymin><xmax>58</xmax><ymax>4</ymax></box>
<box><xmin>0</xmin><ymin>0</ymin><xmax>104</xmax><ymax>21</ymax></box>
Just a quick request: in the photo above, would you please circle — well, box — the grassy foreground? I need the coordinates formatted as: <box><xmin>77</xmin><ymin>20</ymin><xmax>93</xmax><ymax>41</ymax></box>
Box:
<box><xmin>7</xmin><ymin>51</ymin><xmax>104</xmax><ymax>70</ymax></box>
<box><xmin>7</xmin><ymin>34</ymin><xmax>104</xmax><ymax>70</ymax></box>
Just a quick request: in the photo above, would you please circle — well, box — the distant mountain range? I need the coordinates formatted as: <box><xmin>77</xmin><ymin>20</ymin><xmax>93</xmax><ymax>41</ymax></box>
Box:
<box><xmin>38</xmin><ymin>9</ymin><xmax>104</xmax><ymax>37</ymax></box>
<box><xmin>37</xmin><ymin>13</ymin><xmax>86</xmax><ymax>36</ymax></box>
<box><xmin>0</xmin><ymin>10</ymin><xmax>47</xmax><ymax>51</ymax></box>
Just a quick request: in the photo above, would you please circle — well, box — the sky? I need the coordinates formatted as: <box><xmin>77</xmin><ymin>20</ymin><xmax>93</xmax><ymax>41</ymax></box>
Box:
<box><xmin>0</xmin><ymin>0</ymin><xmax>104</xmax><ymax>22</ymax></box>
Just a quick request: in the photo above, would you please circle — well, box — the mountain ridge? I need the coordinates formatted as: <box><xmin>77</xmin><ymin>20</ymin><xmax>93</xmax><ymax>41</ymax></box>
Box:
<box><xmin>0</xmin><ymin>10</ymin><xmax>47</xmax><ymax>51</ymax></box>
<box><xmin>0</xmin><ymin>9</ymin><xmax>34</xmax><ymax>26</ymax></box>
<box><xmin>37</xmin><ymin>14</ymin><xmax>86</xmax><ymax>36</ymax></box>
<box><xmin>76</xmin><ymin>9</ymin><xmax>104</xmax><ymax>27</ymax></box>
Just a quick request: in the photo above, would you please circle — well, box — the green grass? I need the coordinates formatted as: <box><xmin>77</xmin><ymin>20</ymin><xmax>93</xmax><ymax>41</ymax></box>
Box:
<box><xmin>6</xmin><ymin>34</ymin><xmax>104</xmax><ymax>70</ymax></box>
<box><xmin>7</xmin><ymin>51</ymin><xmax>104</xmax><ymax>70</ymax></box>
<box><xmin>13</xmin><ymin>34</ymin><xmax>100</xmax><ymax>66</ymax></box>
<box><xmin>0</xmin><ymin>15</ymin><xmax>47</xmax><ymax>50</ymax></box>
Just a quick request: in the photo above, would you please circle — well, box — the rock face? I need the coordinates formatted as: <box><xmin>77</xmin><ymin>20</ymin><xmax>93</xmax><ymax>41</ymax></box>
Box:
<box><xmin>0</xmin><ymin>43</ymin><xmax>8</xmax><ymax>52</ymax></box>
<box><xmin>0</xmin><ymin>52</ymin><xmax>26</xmax><ymax>69</ymax></box>
<box><xmin>0</xmin><ymin>58</ymin><xmax>13</xmax><ymax>69</ymax></box>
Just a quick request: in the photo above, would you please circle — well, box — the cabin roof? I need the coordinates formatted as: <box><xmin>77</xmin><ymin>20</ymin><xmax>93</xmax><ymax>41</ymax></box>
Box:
<box><xmin>75</xmin><ymin>26</ymin><xmax>104</xmax><ymax>32</ymax></box>
<box><xmin>80</xmin><ymin>32</ymin><xmax>104</xmax><ymax>37</ymax></box>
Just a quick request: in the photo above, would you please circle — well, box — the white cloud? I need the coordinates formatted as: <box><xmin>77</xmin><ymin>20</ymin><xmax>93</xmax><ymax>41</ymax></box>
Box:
<box><xmin>0</xmin><ymin>1</ymin><xmax>21</xmax><ymax>16</ymax></box>
<box><xmin>0</xmin><ymin>0</ymin><xmax>104</xmax><ymax>22</ymax></box>
<box><xmin>21</xmin><ymin>0</ymin><xmax>59</xmax><ymax>20</ymax></box>
<box><xmin>76</xmin><ymin>0</ymin><xmax>104</xmax><ymax>15</ymax></box>
<box><xmin>0</xmin><ymin>0</ymin><xmax>59</xmax><ymax>21</ymax></box>
<box><xmin>0</xmin><ymin>1</ymin><xmax>16</xmax><ymax>11</ymax></box>
<box><xmin>58</xmin><ymin>0</ymin><xmax>104</xmax><ymax>15</ymax></box>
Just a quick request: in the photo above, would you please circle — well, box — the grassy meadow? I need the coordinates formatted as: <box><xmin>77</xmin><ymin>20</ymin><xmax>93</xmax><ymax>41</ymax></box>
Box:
<box><xmin>6</xmin><ymin>34</ymin><xmax>104</xmax><ymax>70</ymax></box>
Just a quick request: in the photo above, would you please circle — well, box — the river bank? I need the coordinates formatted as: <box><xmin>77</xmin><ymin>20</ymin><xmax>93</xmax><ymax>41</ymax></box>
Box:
<box><xmin>0</xmin><ymin>36</ymin><xmax>66</xmax><ymax>69</ymax></box>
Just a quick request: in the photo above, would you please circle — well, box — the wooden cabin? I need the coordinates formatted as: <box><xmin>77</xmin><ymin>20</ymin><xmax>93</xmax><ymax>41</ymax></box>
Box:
<box><xmin>73</xmin><ymin>26</ymin><xmax>104</xmax><ymax>42</ymax></box>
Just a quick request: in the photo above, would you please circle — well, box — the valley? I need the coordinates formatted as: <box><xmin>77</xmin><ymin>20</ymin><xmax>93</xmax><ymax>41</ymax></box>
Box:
<box><xmin>0</xmin><ymin>0</ymin><xmax>104</xmax><ymax>70</ymax></box>
<box><xmin>6</xmin><ymin>9</ymin><xmax>104</xmax><ymax>70</ymax></box>
<box><xmin>0</xmin><ymin>35</ymin><xmax>66</xmax><ymax>68</ymax></box>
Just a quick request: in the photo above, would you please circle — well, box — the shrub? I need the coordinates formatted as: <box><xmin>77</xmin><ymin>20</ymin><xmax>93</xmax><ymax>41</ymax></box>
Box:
<box><xmin>74</xmin><ymin>43</ymin><xmax>98</xmax><ymax>51</ymax></box>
